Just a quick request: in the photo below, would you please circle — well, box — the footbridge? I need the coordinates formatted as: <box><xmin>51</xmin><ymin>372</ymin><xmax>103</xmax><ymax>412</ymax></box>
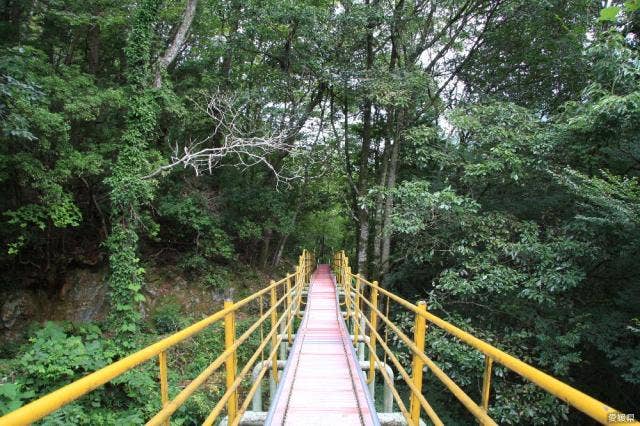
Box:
<box><xmin>0</xmin><ymin>251</ymin><xmax>635</xmax><ymax>425</ymax></box>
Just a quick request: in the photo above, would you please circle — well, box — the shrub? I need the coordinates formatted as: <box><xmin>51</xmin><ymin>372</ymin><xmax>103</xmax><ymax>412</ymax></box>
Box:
<box><xmin>19</xmin><ymin>322</ymin><xmax>115</xmax><ymax>391</ymax></box>
<box><xmin>202</xmin><ymin>269</ymin><xmax>230</xmax><ymax>290</ymax></box>
<box><xmin>0</xmin><ymin>383</ymin><xmax>35</xmax><ymax>415</ymax></box>
<box><xmin>151</xmin><ymin>297</ymin><xmax>186</xmax><ymax>334</ymax></box>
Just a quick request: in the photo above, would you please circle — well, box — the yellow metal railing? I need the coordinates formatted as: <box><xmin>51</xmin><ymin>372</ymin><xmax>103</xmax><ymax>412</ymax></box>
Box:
<box><xmin>332</xmin><ymin>250</ymin><xmax>637</xmax><ymax>426</ymax></box>
<box><xmin>0</xmin><ymin>250</ymin><xmax>315</xmax><ymax>426</ymax></box>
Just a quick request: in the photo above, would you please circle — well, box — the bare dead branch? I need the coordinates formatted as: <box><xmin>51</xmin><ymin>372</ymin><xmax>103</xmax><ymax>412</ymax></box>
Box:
<box><xmin>144</xmin><ymin>91</ymin><xmax>303</xmax><ymax>186</ymax></box>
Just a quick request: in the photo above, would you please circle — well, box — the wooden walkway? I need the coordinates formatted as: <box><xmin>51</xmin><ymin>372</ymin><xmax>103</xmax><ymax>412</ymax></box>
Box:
<box><xmin>265</xmin><ymin>264</ymin><xmax>379</xmax><ymax>425</ymax></box>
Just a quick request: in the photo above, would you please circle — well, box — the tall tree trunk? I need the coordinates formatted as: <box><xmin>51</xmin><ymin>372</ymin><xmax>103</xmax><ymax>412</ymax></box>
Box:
<box><xmin>377</xmin><ymin>0</ymin><xmax>406</xmax><ymax>279</ymax></box>
<box><xmin>356</xmin><ymin>99</ymin><xmax>371</xmax><ymax>276</ymax></box>
<box><xmin>260</xmin><ymin>228</ymin><xmax>273</xmax><ymax>269</ymax></box>
<box><xmin>220</xmin><ymin>1</ymin><xmax>241</xmax><ymax>83</ymax></box>
<box><xmin>380</xmin><ymin>109</ymin><xmax>404</xmax><ymax>278</ymax></box>
<box><xmin>87</xmin><ymin>24</ymin><xmax>101</xmax><ymax>75</ymax></box>
<box><xmin>272</xmin><ymin>210</ymin><xmax>299</xmax><ymax>267</ymax></box>
<box><xmin>372</xmin><ymin>137</ymin><xmax>390</xmax><ymax>276</ymax></box>
<box><xmin>356</xmin><ymin>0</ymin><xmax>375</xmax><ymax>276</ymax></box>
<box><xmin>272</xmin><ymin>233</ymin><xmax>289</xmax><ymax>267</ymax></box>
<box><xmin>153</xmin><ymin>0</ymin><xmax>198</xmax><ymax>88</ymax></box>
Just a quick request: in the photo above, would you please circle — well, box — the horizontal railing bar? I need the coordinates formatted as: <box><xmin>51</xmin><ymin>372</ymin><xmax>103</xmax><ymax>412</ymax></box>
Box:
<box><xmin>366</xmin><ymin>334</ymin><xmax>411</xmax><ymax>422</ymax></box>
<box><xmin>0</xmin><ymin>306</ymin><xmax>232</xmax><ymax>424</ymax></box>
<box><xmin>350</xmin><ymin>273</ymin><xmax>420</xmax><ymax>314</ymax></box>
<box><xmin>232</xmin><ymin>341</ymin><xmax>279</xmax><ymax>426</ymax></box>
<box><xmin>362</xmin><ymin>333</ymin><xmax>443</xmax><ymax>426</ymax></box>
<box><xmin>146</xmin><ymin>288</ymin><xmax>293</xmax><ymax>425</ymax></box>
<box><xmin>231</xmin><ymin>274</ymin><xmax>292</xmax><ymax>312</ymax></box>
<box><xmin>344</xmin><ymin>270</ymin><xmax>628</xmax><ymax>425</ymax></box>
<box><xmin>0</xmin><ymin>268</ymin><xmax>303</xmax><ymax>426</ymax></box>
<box><xmin>271</xmin><ymin>272</ymin><xmax>296</xmax><ymax>287</ymax></box>
<box><xmin>363</xmin><ymin>306</ymin><xmax>450</xmax><ymax>424</ymax></box>
<box><xmin>359</xmin><ymin>286</ymin><xmax>517</xmax><ymax>424</ymax></box>
<box><xmin>203</xmin><ymin>308</ymin><xmax>295</xmax><ymax>426</ymax></box>
<box><xmin>417</xmin><ymin>309</ymin><xmax>623</xmax><ymax>425</ymax></box>
<box><xmin>203</xmin><ymin>335</ymin><xmax>281</xmax><ymax>426</ymax></box>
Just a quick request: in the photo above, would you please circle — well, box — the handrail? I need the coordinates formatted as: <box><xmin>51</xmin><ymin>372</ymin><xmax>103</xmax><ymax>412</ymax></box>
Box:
<box><xmin>0</xmin><ymin>250</ymin><xmax>315</xmax><ymax>426</ymax></box>
<box><xmin>332</xmin><ymin>250</ymin><xmax>637</xmax><ymax>426</ymax></box>
<box><xmin>5</xmin><ymin>248</ymin><xmax>628</xmax><ymax>425</ymax></box>
<box><xmin>358</xmin><ymin>288</ymin><xmax>495</xmax><ymax>425</ymax></box>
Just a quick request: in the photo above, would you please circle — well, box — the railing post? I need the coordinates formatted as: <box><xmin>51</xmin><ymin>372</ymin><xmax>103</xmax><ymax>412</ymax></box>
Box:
<box><xmin>279</xmin><ymin>316</ymin><xmax>287</xmax><ymax>360</ymax></box>
<box><xmin>481</xmin><ymin>355</ymin><xmax>494</xmax><ymax>416</ymax></box>
<box><xmin>224</xmin><ymin>299</ymin><xmax>238</xmax><ymax>423</ymax></box>
<box><xmin>294</xmin><ymin>266</ymin><xmax>301</xmax><ymax>316</ymax></box>
<box><xmin>368</xmin><ymin>281</ymin><xmax>379</xmax><ymax>387</ymax></box>
<box><xmin>302</xmin><ymin>251</ymin><xmax>306</xmax><ymax>280</ymax></box>
<box><xmin>158</xmin><ymin>351</ymin><xmax>169</xmax><ymax>426</ymax></box>
<box><xmin>410</xmin><ymin>301</ymin><xmax>428</xmax><ymax>425</ymax></box>
<box><xmin>286</xmin><ymin>275</ymin><xmax>293</xmax><ymax>345</ymax></box>
<box><xmin>353</xmin><ymin>274</ymin><xmax>361</xmax><ymax>346</ymax></box>
<box><xmin>299</xmin><ymin>255</ymin><xmax>304</xmax><ymax>279</ymax></box>
<box><xmin>270</xmin><ymin>281</ymin><xmax>279</xmax><ymax>385</ymax></box>
<box><xmin>359</xmin><ymin>314</ymin><xmax>366</xmax><ymax>362</ymax></box>
<box><xmin>345</xmin><ymin>267</ymin><xmax>352</xmax><ymax>327</ymax></box>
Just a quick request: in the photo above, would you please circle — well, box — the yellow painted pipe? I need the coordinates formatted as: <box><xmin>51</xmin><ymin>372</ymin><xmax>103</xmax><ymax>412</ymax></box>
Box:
<box><xmin>367</xmin><ymin>281</ymin><xmax>379</xmax><ymax>385</ymax></box>
<box><xmin>409</xmin><ymin>301</ymin><xmax>427</xmax><ymax>425</ymax></box>
<box><xmin>0</xmin><ymin>271</ymin><xmax>295</xmax><ymax>425</ymax></box>
<box><xmin>146</xmin><ymin>287</ymin><xmax>291</xmax><ymax>425</ymax></box>
<box><xmin>158</xmin><ymin>351</ymin><xmax>169</xmax><ymax>426</ymax></box>
<box><xmin>421</xmin><ymin>309</ymin><xmax>631</xmax><ymax>425</ymax></box>
<box><xmin>0</xmin><ymin>306</ymin><xmax>231</xmax><ymax>425</ymax></box>
<box><xmin>223</xmin><ymin>299</ymin><xmax>238</xmax><ymax>424</ymax></box>
<box><xmin>481</xmin><ymin>355</ymin><xmax>493</xmax><ymax>413</ymax></box>
<box><xmin>340</xmin><ymin>263</ymin><xmax>636</xmax><ymax>426</ymax></box>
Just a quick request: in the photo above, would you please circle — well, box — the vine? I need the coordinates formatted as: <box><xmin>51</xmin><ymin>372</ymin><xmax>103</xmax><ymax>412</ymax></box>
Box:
<box><xmin>105</xmin><ymin>0</ymin><xmax>163</xmax><ymax>349</ymax></box>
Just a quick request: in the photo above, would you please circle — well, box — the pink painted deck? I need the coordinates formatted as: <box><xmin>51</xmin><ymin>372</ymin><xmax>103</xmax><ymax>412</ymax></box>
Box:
<box><xmin>266</xmin><ymin>265</ymin><xmax>378</xmax><ymax>425</ymax></box>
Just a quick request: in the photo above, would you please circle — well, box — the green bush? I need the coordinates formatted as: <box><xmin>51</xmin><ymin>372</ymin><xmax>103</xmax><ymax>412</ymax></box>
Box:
<box><xmin>0</xmin><ymin>314</ymin><xmax>266</xmax><ymax>422</ymax></box>
<box><xmin>178</xmin><ymin>252</ymin><xmax>208</xmax><ymax>276</ymax></box>
<box><xmin>202</xmin><ymin>269</ymin><xmax>230</xmax><ymax>290</ymax></box>
<box><xmin>0</xmin><ymin>383</ymin><xmax>34</xmax><ymax>415</ymax></box>
<box><xmin>151</xmin><ymin>297</ymin><xmax>186</xmax><ymax>334</ymax></box>
<box><xmin>19</xmin><ymin>322</ymin><xmax>115</xmax><ymax>391</ymax></box>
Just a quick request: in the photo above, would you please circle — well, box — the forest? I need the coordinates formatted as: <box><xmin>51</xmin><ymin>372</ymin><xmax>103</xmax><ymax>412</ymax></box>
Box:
<box><xmin>0</xmin><ymin>0</ymin><xmax>639</xmax><ymax>424</ymax></box>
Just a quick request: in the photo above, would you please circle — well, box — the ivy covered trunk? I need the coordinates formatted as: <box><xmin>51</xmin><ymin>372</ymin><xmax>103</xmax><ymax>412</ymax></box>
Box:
<box><xmin>105</xmin><ymin>0</ymin><xmax>162</xmax><ymax>348</ymax></box>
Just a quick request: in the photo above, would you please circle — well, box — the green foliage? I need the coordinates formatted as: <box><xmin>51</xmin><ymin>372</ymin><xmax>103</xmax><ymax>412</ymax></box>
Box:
<box><xmin>105</xmin><ymin>0</ymin><xmax>164</xmax><ymax>348</ymax></box>
<box><xmin>19</xmin><ymin>322</ymin><xmax>115</xmax><ymax>391</ymax></box>
<box><xmin>202</xmin><ymin>269</ymin><xmax>230</xmax><ymax>290</ymax></box>
<box><xmin>0</xmin><ymin>317</ymin><xmax>265</xmax><ymax>423</ymax></box>
<box><xmin>391</xmin><ymin>180</ymin><xmax>479</xmax><ymax>263</ymax></box>
<box><xmin>157</xmin><ymin>192</ymin><xmax>235</xmax><ymax>263</ymax></box>
<box><xmin>600</xmin><ymin>6</ymin><xmax>622</xmax><ymax>22</ymax></box>
<box><xmin>1</xmin><ymin>0</ymin><xmax>639</xmax><ymax>422</ymax></box>
<box><xmin>151</xmin><ymin>296</ymin><xmax>186</xmax><ymax>334</ymax></box>
<box><xmin>599</xmin><ymin>1</ymin><xmax>639</xmax><ymax>22</ymax></box>
<box><xmin>106</xmin><ymin>226</ymin><xmax>146</xmax><ymax>350</ymax></box>
<box><xmin>0</xmin><ymin>46</ymin><xmax>112</xmax><ymax>256</ymax></box>
<box><xmin>562</xmin><ymin>170</ymin><xmax>640</xmax><ymax>228</ymax></box>
<box><xmin>389</xmin><ymin>28</ymin><xmax>640</xmax><ymax>420</ymax></box>
<box><xmin>0</xmin><ymin>383</ymin><xmax>34</xmax><ymax>415</ymax></box>
<box><xmin>297</xmin><ymin>208</ymin><xmax>349</xmax><ymax>259</ymax></box>
<box><xmin>450</xmin><ymin>101</ymin><xmax>545</xmax><ymax>184</ymax></box>
<box><xmin>460</xmin><ymin>0</ymin><xmax>593</xmax><ymax>112</ymax></box>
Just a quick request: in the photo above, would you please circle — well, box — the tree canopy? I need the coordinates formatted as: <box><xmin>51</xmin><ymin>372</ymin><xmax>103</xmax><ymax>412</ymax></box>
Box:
<box><xmin>0</xmin><ymin>0</ymin><xmax>639</xmax><ymax>423</ymax></box>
